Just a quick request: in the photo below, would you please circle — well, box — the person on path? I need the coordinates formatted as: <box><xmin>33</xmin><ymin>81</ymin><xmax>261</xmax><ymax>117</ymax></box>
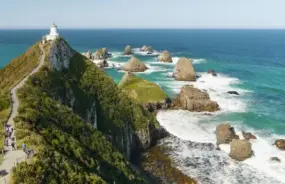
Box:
<box><xmin>11</xmin><ymin>141</ymin><xmax>16</xmax><ymax>151</ymax></box>
<box><xmin>5</xmin><ymin>137</ymin><xmax>9</xmax><ymax>146</ymax></box>
<box><xmin>10</xmin><ymin>127</ymin><xmax>13</xmax><ymax>133</ymax></box>
<box><xmin>11</xmin><ymin>137</ymin><xmax>16</xmax><ymax>151</ymax></box>
<box><xmin>22</xmin><ymin>143</ymin><xmax>26</xmax><ymax>153</ymax></box>
<box><xmin>8</xmin><ymin>131</ymin><xmax>12</xmax><ymax>138</ymax></box>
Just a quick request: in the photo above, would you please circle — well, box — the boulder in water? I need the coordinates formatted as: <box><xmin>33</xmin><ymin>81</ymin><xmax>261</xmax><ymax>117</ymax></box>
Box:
<box><xmin>242</xmin><ymin>131</ymin><xmax>257</xmax><ymax>140</ymax></box>
<box><xmin>215</xmin><ymin>123</ymin><xmax>238</xmax><ymax>145</ymax></box>
<box><xmin>227</xmin><ymin>91</ymin><xmax>240</xmax><ymax>95</ymax></box>
<box><xmin>174</xmin><ymin>85</ymin><xmax>219</xmax><ymax>112</ymax></box>
<box><xmin>158</xmin><ymin>50</ymin><xmax>172</xmax><ymax>63</ymax></box>
<box><xmin>124</xmin><ymin>45</ymin><xmax>132</xmax><ymax>55</ymax></box>
<box><xmin>146</xmin><ymin>46</ymin><xmax>153</xmax><ymax>53</ymax></box>
<box><xmin>122</xmin><ymin>56</ymin><xmax>148</xmax><ymax>72</ymax></box>
<box><xmin>208</xmin><ymin>69</ymin><xmax>217</xmax><ymax>76</ymax></box>
<box><xmin>97</xmin><ymin>59</ymin><xmax>109</xmax><ymax>68</ymax></box>
<box><xmin>93</xmin><ymin>47</ymin><xmax>110</xmax><ymax>59</ymax></box>
<box><xmin>270</xmin><ymin>157</ymin><xmax>281</xmax><ymax>163</ymax></box>
<box><xmin>274</xmin><ymin>139</ymin><xmax>285</xmax><ymax>150</ymax></box>
<box><xmin>140</xmin><ymin>45</ymin><xmax>147</xmax><ymax>51</ymax></box>
<box><xmin>173</xmin><ymin>57</ymin><xmax>195</xmax><ymax>81</ymax></box>
<box><xmin>229</xmin><ymin>139</ymin><xmax>253</xmax><ymax>161</ymax></box>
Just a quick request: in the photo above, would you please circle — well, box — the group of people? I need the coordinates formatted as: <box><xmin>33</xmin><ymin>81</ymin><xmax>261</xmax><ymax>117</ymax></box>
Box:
<box><xmin>21</xmin><ymin>143</ymin><xmax>34</xmax><ymax>159</ymax></box>
<box><xmin>4</xmin><ymin>123</ymin><xmax>16</xmax><ymax>151</ymax></box>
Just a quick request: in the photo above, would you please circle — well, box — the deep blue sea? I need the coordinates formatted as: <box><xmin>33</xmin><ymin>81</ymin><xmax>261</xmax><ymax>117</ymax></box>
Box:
<box><xmin>1</xmin><ymin>29</ymin><xmax>285</xmax><ymax>183</ymax></box>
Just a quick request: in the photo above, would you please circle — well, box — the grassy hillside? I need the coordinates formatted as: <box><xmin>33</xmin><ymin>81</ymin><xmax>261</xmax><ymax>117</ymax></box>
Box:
<box><xmin>5</xmin><ymin>38</ymin><xmax>158</xmax><ymax>183</ymax></box>
<box><xmin>12</xmin><ymin>75</ymin><xmax>144</xmax><ymax>183</ymax></box>
<box><xmin>0</xmin><ymin>43</ymin><xmax>41</xmax><ymax>150</ymax></box>
<box><xmin>118</xmin><ymin>73</ymin><xmax>167</xmax><ymax>104</ymax></box>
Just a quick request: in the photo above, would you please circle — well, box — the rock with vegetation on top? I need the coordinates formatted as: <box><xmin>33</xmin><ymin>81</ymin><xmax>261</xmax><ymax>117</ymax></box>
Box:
<box><xmin>242</xmin><ymin>131</ymin><xmax>257</xmax><ymax>140</ymax></box>
<box><xmin>274</xmin><ymin>139</ymin><xmax>285</xmax><ymax>150</ymax></box>
<box><xmin>215</xmin><ymin>123</ymin><xmax>238</xmax><ymax>145</ymax></box>
<box><xmin>174</xmin><ymin>85</ymin><xmax>219</xmax><ymax>112</ymax></box>
<box><xmin>124</xmin><ymin>45</ymin><xmax>132</xmax><ymax>55</ymax></box>
<box><xmin>173</xmin><ymin>57</ymin><xmax>195</xmax><ymax>81</ymax></box>
<box><xmin>123</xmin><ymin>56</ymin><xmax>148</xmax><ymax>72</ymax></box>
<box><xmin>119</xmin><ymin>72</ymin><xmax>167</xmax><ymax>104</ymax></box>
<box><xmin>3</xmin><ymin>38</ymin><xmax>156</xmax><ymax>183</ymax></box>
<box><xmin>229</xmin><ymin>139</ymin><xmax>253</xmax><ymax>161</ymax></box>
<box><xmin>158</xmin><ymin>50</ymin><xmax>172</xmax><ymax>63</ymax></box>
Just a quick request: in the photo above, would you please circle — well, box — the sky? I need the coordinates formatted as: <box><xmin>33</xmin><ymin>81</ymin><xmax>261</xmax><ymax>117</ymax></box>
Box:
<box><xmin>0</xmin><ymin>0</ymin><xmax>285</xmax><ymax>29</ymax></box>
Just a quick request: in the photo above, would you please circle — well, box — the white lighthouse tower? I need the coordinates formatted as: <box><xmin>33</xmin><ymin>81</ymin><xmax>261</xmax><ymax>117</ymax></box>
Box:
<box><xmin>44</xmin><ymin>23</ymin><xmax>60</xmax><ymax>42</ymax></box>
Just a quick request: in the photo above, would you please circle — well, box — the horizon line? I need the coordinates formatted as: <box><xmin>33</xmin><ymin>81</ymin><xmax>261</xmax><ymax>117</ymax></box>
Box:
<box><xmin>1</xmin><ymin>27</ymin><xmax>285</xmax><ymax>30</ymax></box>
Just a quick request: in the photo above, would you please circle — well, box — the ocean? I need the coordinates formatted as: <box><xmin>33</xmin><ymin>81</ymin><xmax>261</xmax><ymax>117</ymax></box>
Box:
<box><xmin>1</xmin><ymin>29</ymin><xmax>285</xmax><ymax>183</ymax></box>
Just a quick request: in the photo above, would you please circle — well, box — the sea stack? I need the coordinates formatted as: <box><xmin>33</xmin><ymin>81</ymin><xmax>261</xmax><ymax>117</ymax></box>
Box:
<box><xmin>158</xmin><ymin>50</ymin><xmax>172</xmax><ymax>63</ymax></box>
<box><xmin>215</xmin><ymin>123</ymin><xmax>238</xmax><ymax>145</ymax></box>
<box><xmin>173</xmin><ymin>57</ymin><xmax>195</xmax><ymax>81</ymax></box>
<box><xmin>124</xmin><ymin>45</ymin><xmax>132</xmax><ymax>55</ymax></box>
<box><xmin>146</xmin><ymin>46</ymin><xmax>153</xmax><ymax>53</ymax></box>
<box><xmin>123</xmin><ymin>56</ymin><xmax>148</xmax><ymax>72</ymax></box>
<box><xmin>140</xmin><ymin>45</ymin><xmax>147</xmax><ymax>51</ymax></box>
<box><xmin>93</xmin><ymin>47</ymin><xmax>109</xmax><ymax>59</ymax></box>
<box><xmin>174</xmin><ymin>85</ymin><xmax>219</xmax><ymax>112</ymax></box>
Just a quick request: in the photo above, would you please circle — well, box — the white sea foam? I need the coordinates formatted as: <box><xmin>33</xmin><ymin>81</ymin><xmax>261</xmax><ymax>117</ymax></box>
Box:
<box><xmin>132</xmin><ymin>48</ymin><xmax>161</xmax><ymax>56</ymax></box>
<box><xmin>157</xmin><ymin>111</ymin><xmax>285</xmax><ymax>184</ymax></box>
<box><xmin>147</xmin><ymin>57</ymin><xmax>207</xmax><ymax>66</ymax></box>
<box><xmin>159</xmin><ymin>72</ymin><xmax>249</xmax><ymax>113</ymax></box>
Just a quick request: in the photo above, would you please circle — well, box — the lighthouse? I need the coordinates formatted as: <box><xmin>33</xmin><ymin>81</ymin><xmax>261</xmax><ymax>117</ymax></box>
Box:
<box><xmin>44</xmin><ymin>23</ymin><xmax>60</xmax><ymax>42</ymax></box>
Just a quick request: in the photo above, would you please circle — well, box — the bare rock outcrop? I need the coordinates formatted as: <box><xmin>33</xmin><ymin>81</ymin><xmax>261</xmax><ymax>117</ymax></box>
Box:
<box><xmin>174</xmin><ymin>85</ymin><xmax>219</xmax><ymax>112</ymax></box>
<box><xmin>215</xmin><ymin>123</ymin><xmax>238</xmax><ymax>145</ymax></box>
<box><xmin>229</xmin><ymin>139</ymin><xmax>253</xmax><ymax>161</ymax></box>
<box><xmin>274</xmin><ymin>139</ymin><xmax>285</xmax><ymax>150</ymax></box>
<box><xmin>123</xmin><ymin>56</ymin><xmax>148</xmax><ymax>72</ymax></box>
<box><xmin>173</xmin><ymin>58</ymin><xmax>195</xmax><ymax>81</ymax></box>
<box><xmin>158</xmin><ymin>50</ymin><xmax>172</xmax><ymax>63</ymax></box>
<box><xmin>124</xmin><ymin>45</ymin><xmax>132</xmax><ymax>55</ymax></box>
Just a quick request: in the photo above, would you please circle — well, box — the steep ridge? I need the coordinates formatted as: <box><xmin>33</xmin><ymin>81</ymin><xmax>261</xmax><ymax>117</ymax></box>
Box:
<box><xmin>6</xmin><ymin>38</ymin><xmax>158</xmax><ymax>183</ymax></box>
<box><xmin>0</xmin><ymin>43</ymin><xmax>45</xmax><ymax>183</ymax></box>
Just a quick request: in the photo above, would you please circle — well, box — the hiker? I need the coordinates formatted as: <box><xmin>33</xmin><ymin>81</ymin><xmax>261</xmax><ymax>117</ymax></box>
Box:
<box><xmin>11</xmin><ymin>141</ymin><xmax>16</xmax><ymax>151</ymax></box>
<box><xmin>22</xmin><ymin>143</ymin><xmax>26</xmax><ymax>153</ymax></box>
<box><xmin>5</xmin><ymin>137</ymin><xmax>9</xmax><ymax>146</ymax></box>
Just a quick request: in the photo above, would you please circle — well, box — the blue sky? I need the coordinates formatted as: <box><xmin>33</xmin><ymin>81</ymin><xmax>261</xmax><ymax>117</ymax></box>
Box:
<box><xmin>0</xmin><ymin>0</ymin><xmax>285</xmax><ymax>29</ymax></box>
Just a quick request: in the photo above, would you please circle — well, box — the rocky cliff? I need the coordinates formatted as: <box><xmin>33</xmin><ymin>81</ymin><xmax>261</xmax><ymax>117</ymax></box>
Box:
<box><xmin>5</xmin><ymin>38</ymin><xmax>160</xmax><ymax>183</ymax></box>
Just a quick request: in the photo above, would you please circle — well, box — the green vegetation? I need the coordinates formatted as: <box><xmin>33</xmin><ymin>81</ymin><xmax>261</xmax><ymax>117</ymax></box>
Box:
<box><xmin>0</xmin><ymin>43</ymin><xmax>41</xmax><ymax>151</ymax></box>
<box><xmin>118</xmin><ymin>73</ymin><xmax>167</xmax><ymax>104</ymax></box>
<box><xmin>12</xmin><ymin>78</ymin><xmax>145</xmax><ymax>183</ymax></box>
<box><xmin>5</xmin><ymin>39</ymin><xmax>157</xmax><ymax>183</ymax></box>
<box><xmin>141</xmin><ymin>146</ymin><xmax>196</xmax><ymax>184</ymax></box>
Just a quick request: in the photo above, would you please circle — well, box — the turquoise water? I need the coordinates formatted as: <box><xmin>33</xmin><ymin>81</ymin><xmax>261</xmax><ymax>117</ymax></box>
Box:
<box><xmin>1</xmin><ymin>29</ymin><xmax>285</xmax><ymax>183</ymax></box>
<box><xmin>1</xmin><ymin>29</ymin><xmax>285</xmax><ymax>134</ymax></box>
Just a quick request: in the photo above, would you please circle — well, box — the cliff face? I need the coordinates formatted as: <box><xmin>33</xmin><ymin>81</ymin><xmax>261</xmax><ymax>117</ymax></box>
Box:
<box><xmin>2</xmin><ymin>38</ymin><xmax>160</xmax><ymax>183</ymax></box>
<box><xmin>49</xmin><ymin>39</ymin><xmax>75</xmax><ymax>71</ymax></box>
<box><xmin>45</xmin><ymin>38</ymin><xmax>156</xmax><ymax>158</ymax></box>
